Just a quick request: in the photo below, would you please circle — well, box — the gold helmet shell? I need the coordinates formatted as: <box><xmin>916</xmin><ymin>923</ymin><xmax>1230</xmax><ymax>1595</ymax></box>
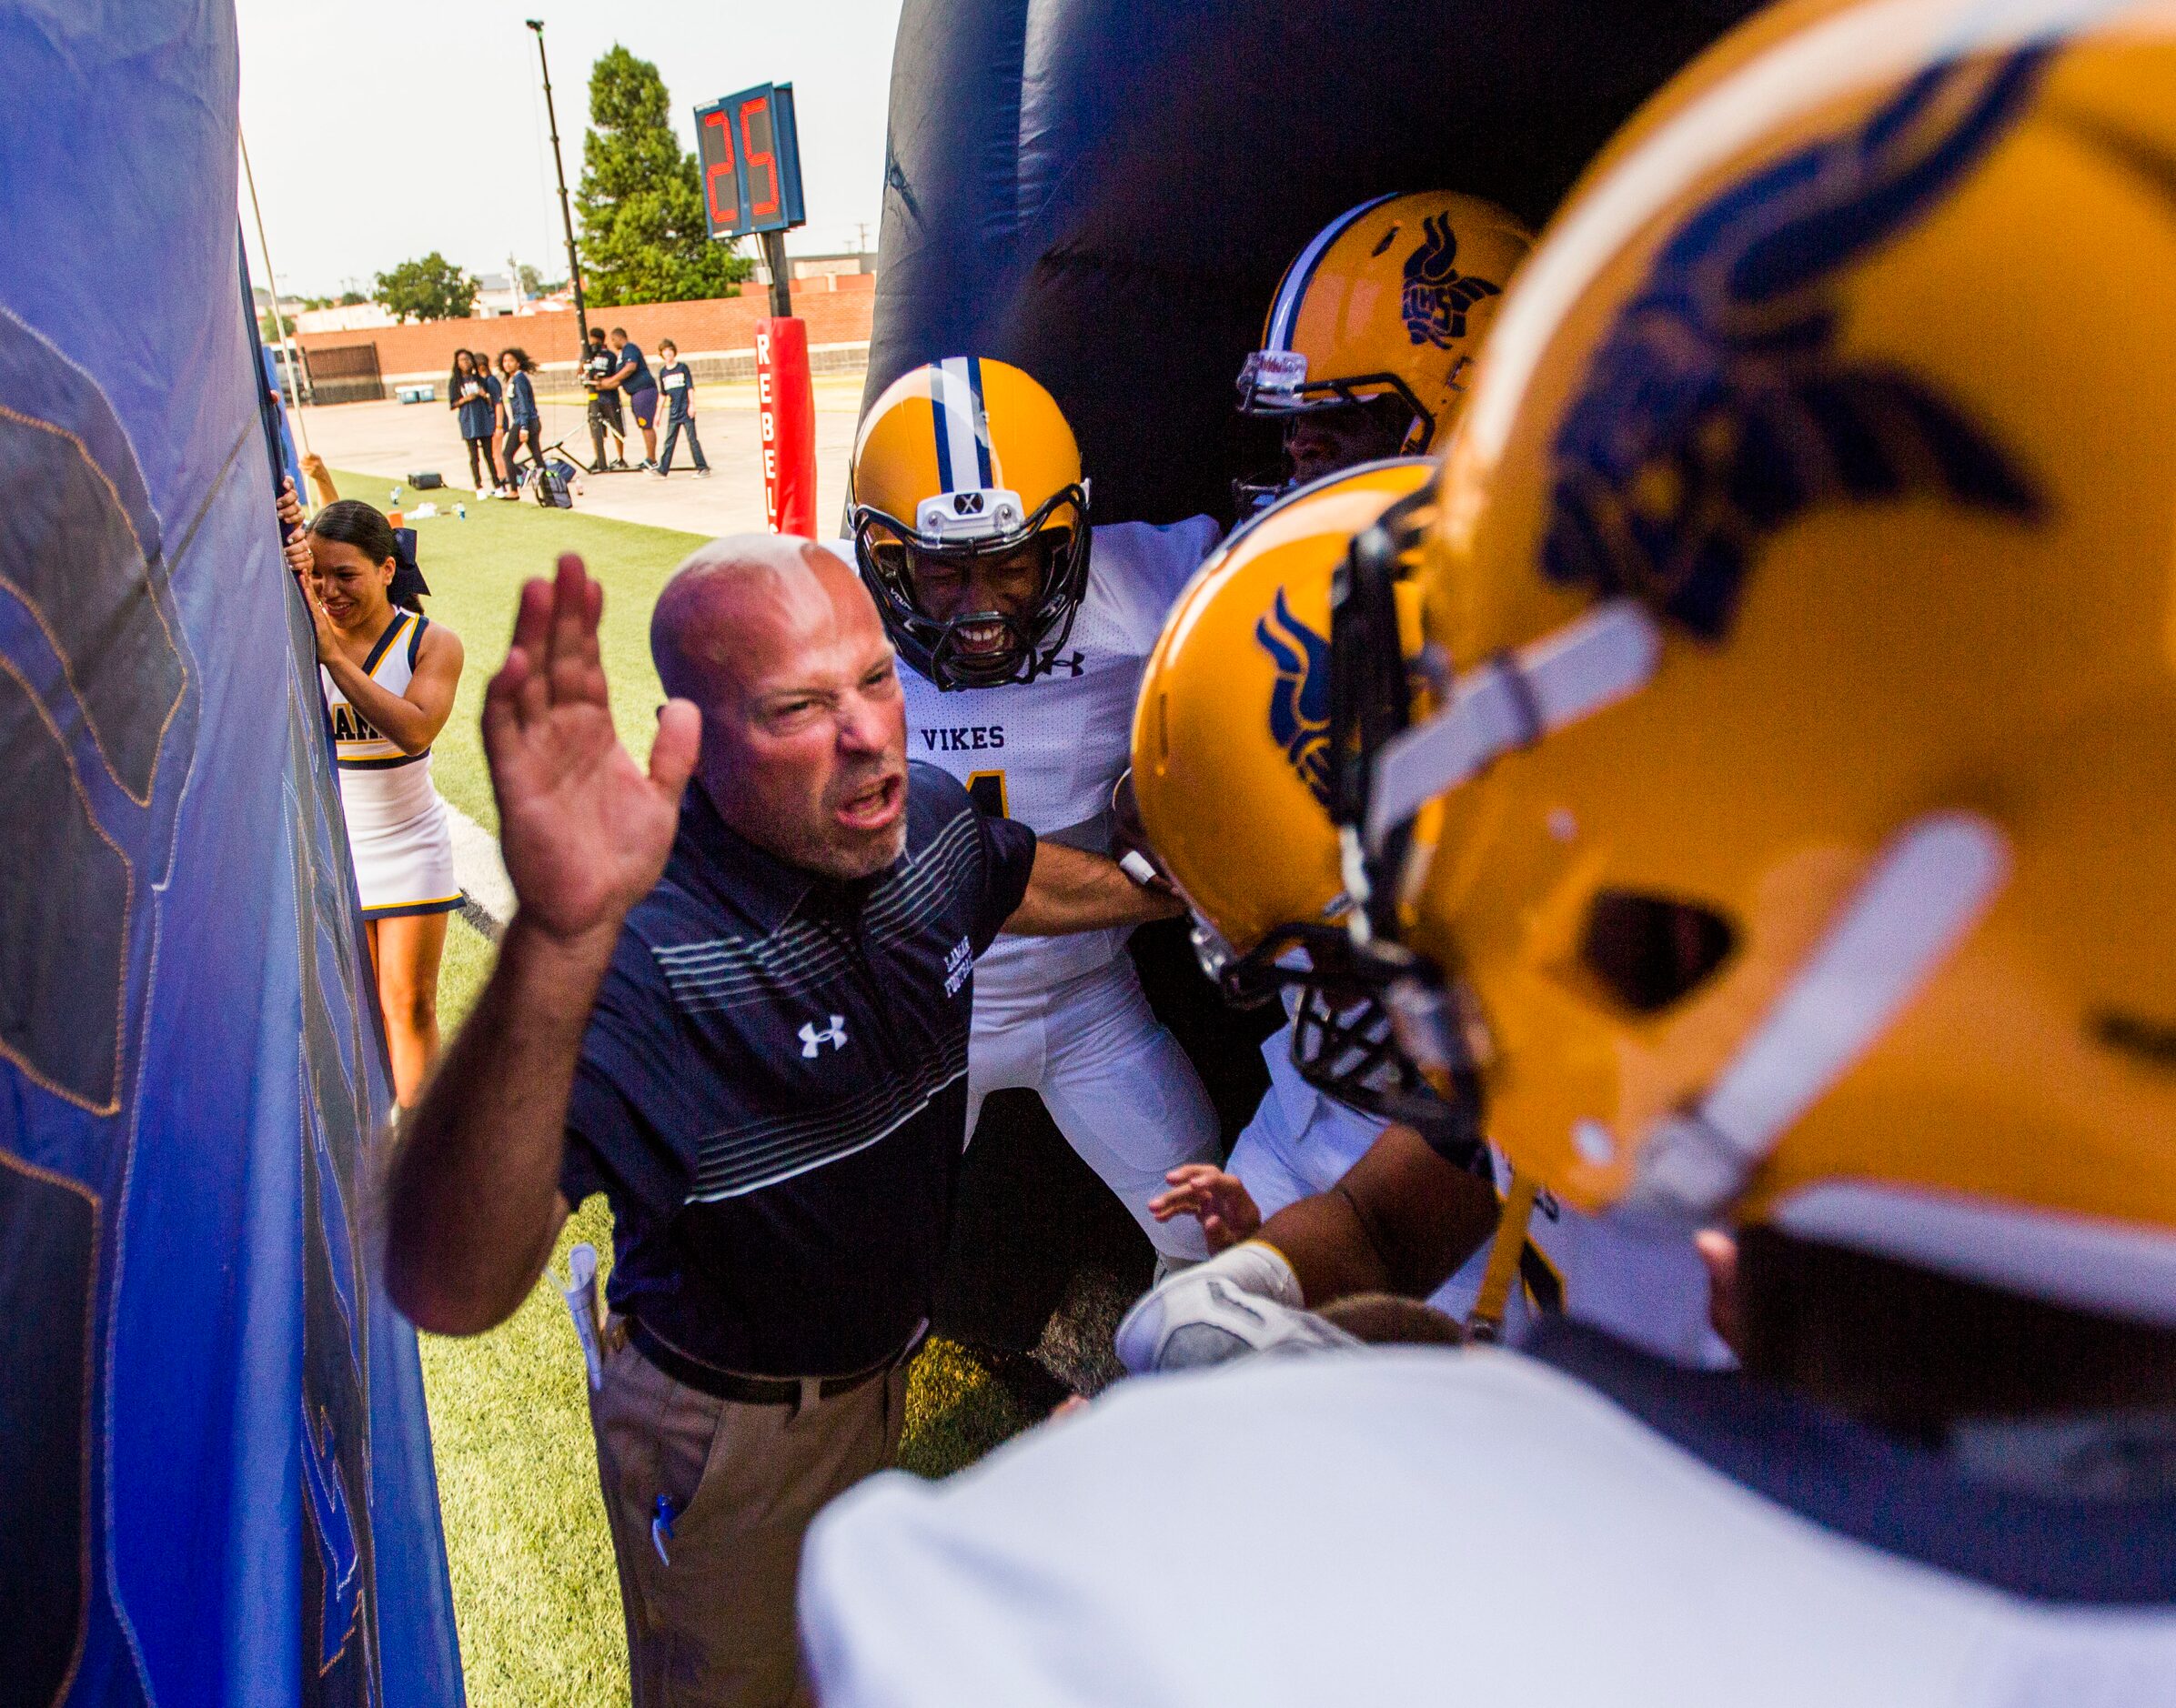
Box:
<box><xmin>1236</xmin><ymin>191</ymin><xmax>1533</xmax><ymax>499</ymax></box>
<box><xmin>849</xmin><ymin>357</ymin><xmax>1091</xmax><ymax>689</ymax></box>
<box><xmin>1367</xmin><ymin>3</ymin><xmax>2176</xmax><ymax>1321</ymax></box>
<box><xmin>1130</xmin><ymin>460</ymin><xmax>1476</xmax><ymax>1135</ymax></box>
<box><xmin>1133</xmin><ymin>458</ymin><xmax>1435</xmax><ymax>970</ymax></box>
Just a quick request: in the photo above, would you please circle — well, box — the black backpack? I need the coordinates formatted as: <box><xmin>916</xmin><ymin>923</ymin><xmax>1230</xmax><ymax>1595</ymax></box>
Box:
<box><xmin>531</xmin><ymin>457</ymin><xmax>577</xmax><ymax>509</ymax></box>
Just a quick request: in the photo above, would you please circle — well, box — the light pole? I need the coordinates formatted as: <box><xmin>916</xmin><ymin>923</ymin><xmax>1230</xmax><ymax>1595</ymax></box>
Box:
<box><xmin>237</xmin><ymin>126</ymin><xmax>313</xmax><ymax>456</ymax></box>
<box><xmin>761</xmin><ymin>228</ymin><xmax>793</xmax><ymax>319</ymax></box>
<box><xmin>527</xmin><ymin>18</ymin><xmax>589</xmax><ymax>348</ymax></box>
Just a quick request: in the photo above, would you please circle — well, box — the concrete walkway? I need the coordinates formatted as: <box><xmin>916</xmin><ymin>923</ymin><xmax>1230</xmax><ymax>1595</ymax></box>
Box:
<box><xmin>293</xmin><ymin>374</ymin><xmax>867</xmax><ymax>539</ymax></box>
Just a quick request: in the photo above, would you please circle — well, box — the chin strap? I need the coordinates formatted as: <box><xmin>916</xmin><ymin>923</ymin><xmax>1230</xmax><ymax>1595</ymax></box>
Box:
<box><xmin>1465</xmin><ymin>1173</ymin><xmax>1540</xmax><ymax>1343</ymax></box>
<box><xmin>1616</xmin><ymin>812</ymin><xmax>2010</xmax><ymax>1227</ymax></box>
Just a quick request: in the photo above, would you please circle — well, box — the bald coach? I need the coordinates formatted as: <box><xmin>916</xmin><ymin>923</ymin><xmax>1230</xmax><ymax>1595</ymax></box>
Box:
<box><xmin>386</xmin><ymin>538</ymin><xmax>1175</xmax><ymax>1705</ymax></box>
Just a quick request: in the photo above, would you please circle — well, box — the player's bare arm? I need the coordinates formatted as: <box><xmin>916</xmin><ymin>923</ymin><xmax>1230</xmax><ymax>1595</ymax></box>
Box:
<box><xmin>386</xmin><ymin>555</ymin><xmax>700</xmax><ymax>1336</ymax></box>
<box><xmin>1254</xmin><ymin>1124</ymin><xmax>1500</xmax><ymax>1305</ymax></box>
<box><xmin>1001</xmin><ymin>839</ymin><xmax>1184</xmax><ymax>936</ymax></box>
<box><xmin>297</xmin><ymin>454</ymin><xmax>339</xmax><ymax>509</ymax></box>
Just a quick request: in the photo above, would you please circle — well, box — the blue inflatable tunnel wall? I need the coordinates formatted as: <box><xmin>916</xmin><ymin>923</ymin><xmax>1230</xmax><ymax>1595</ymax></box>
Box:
<box><xmin>869</xmin><ymin>0</ymin><xmax>1762</xmax><ymax>527</ymax></box>
<box><xmin>0</xmin><ymin>5</ymin><xmax>462</xmax><ymax>1703</ymax></box>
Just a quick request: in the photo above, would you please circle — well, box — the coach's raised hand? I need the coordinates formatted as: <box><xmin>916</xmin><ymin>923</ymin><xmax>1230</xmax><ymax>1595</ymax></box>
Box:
<box><xmin>388</xmin><ymin>554</ymin><xmax>697</xmax><ymax>1338</ymax></box>
<box><xmin>485</xmin><ymin>553</ymin><xmax>699</xmax><ymax>948</ymax></box>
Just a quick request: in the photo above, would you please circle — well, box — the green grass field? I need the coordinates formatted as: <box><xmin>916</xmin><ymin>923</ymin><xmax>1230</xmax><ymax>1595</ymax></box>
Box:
<box><xmin>354</xmin><ymin>475</ymin><xmax>705</xmax><ymax>833</ymax></box>
<box><xmin>327</xmin><ymin>473</ymin><xmax>1027</xmax><ymax>1703</ymax></box>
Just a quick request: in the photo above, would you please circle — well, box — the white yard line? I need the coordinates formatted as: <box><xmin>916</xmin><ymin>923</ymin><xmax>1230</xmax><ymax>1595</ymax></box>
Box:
<box><xmin>446</xmin><ymin>799</ymin><xmax>513</xmax><ymax>939</ymax></box>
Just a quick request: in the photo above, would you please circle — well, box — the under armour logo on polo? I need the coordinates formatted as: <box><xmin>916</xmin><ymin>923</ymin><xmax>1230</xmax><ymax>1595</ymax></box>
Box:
<box><xmin>799</xmin><ymin>1015</ymin><xmax>849</xmax><ymax>1058</ymax></box>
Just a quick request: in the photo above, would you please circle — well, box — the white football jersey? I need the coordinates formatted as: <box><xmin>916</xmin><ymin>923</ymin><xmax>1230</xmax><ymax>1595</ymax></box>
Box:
<box><xmin>802</xmin><ymin>1343</ymin><xmax>2176</xmax><ymax>1707</ymax></box>
<box><xmin>886</xmin><ymin>517</ymin><xmax>1219</xmax><ymax>1000</ymax></box>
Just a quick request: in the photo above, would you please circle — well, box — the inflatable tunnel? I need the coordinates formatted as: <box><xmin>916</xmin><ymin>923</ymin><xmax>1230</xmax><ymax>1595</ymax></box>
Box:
<box><xmin>869</xmin><ymin>0</ymin><xmax>1763</xmax><ymax>527</ymax></box>
<box><xmin>0</xmin><ymin>5</ymin><xmax>460</xmax><ymax>1703</ymax></box>
<box><xmin>873</xmin><ymin>0</ymin><xmax>1768</xmax><ymax>1351</ymax></box>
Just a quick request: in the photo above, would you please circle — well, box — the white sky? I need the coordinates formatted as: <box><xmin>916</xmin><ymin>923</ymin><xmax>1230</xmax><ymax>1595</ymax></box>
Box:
<box><xmin>236</xmin><ymin>0</ymin><xmax>905</xmax><ymax>299</ymax></box>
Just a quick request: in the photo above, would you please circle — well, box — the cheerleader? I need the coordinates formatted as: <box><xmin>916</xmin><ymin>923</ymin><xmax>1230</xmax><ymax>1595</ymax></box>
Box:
<box><xmin>284</xmin><ymin>496</ymin><xmax>467</xmax><ymax>1106</ymax></box>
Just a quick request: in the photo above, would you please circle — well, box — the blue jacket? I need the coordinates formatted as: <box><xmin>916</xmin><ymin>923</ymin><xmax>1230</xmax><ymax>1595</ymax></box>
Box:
<box><xmin>452</xmin><ymin>373</ymin><xmax>494</xmax><ymax>438</ymax></box>
<box><xmin>506</xmin><ymin>370</ymin><xmax>539</xmax><ymax>427</ymax></box>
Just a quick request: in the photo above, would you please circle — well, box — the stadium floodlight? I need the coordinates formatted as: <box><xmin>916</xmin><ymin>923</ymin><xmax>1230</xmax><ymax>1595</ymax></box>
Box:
<box><xmin>526</xmin><ymin>19</ymin><xmax>589</xmax><ymax>347</ymax></box>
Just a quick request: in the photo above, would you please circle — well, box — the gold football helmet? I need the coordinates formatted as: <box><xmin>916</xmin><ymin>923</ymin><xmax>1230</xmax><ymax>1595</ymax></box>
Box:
<box><xmin>849</xmin><ymin>357</ymin><xmax>1090</xmax><ymax>689</ymax></box>
<box><xmin>1330</xmin><ymin>5</ymin><xmax>2176</xmax><ymax>1321</ymax></box>
<box><xmin>1131</xmin><ymin>458</ymin><xmax>1463</xmax><ymax>1134</ymax></box>
<box><xmin>1235</xmin><ymin>192</ymin><xmax>1533</xmax><ymax>510</ymax></box>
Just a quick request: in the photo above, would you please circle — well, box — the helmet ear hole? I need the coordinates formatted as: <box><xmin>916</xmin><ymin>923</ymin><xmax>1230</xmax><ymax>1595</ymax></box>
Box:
<box><xmin>1578</xmin><ymin>890</ymin><xmax>1738</xmax><ymax>1016</ymax></box>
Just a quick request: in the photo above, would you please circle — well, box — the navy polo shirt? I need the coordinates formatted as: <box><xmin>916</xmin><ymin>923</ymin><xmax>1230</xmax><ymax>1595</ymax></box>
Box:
<box><xmin>560</xmin><ymin>764</ymin><xmax>1036</xmax><ymax>1377</ymax></box>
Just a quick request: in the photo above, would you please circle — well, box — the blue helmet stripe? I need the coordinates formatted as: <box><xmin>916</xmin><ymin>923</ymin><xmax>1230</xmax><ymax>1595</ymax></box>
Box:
<box><xmin>1266</xmin><ymin>190</ymin><xmax>1402</xmax><ymax>352</ymax></box>
<box><xmin>932</xmin><ymin>357</ymin><xmax>984</xmax><ymax>495</ymax></box>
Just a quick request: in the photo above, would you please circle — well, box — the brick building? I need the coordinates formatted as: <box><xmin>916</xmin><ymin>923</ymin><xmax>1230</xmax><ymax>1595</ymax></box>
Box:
<box><xmin>296</xmin><ymin>274</ymin><xmax>874</xmax><ymax>399</ymax></box>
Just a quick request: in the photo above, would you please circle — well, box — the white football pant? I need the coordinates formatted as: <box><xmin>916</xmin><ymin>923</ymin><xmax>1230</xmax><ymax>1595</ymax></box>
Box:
<box><xmin>967</xmin><ymin>956</ymin><xmax>1217</xmax><ymax>1262</ymax></box>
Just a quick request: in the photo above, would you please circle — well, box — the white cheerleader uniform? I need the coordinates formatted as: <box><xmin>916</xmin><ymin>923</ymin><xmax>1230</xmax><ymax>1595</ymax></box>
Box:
<box><xmin>324</xmin><ymin>609</ymin><xmax>459</xmax><ymax>919</ymax></box>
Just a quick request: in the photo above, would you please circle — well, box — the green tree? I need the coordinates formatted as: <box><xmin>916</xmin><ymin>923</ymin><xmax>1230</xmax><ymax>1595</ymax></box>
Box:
<box><xmin>375</xmin><ymin>253</ymin><xmax>479</xmax><ymax>322</ymax></box>
<box><xmin>576</xmin><ymin>45</ymin><xmax>751</xmax><ymax>306</ymax></box>
<box><xmin>258</xmin><ymin>296</ymin><xmax>330</xmax><ymax>342</ymax></box>
<box><xmin>516</xmin><ymin>262</ymin><xmax>547</xmax><ymax>297</ymax></box>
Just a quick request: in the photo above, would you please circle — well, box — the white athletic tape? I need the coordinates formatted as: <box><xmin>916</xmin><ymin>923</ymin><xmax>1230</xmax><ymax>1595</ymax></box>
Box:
<box><xmin>1620</xmin><ymin>813</ymin><xmax>2010</xmax><ymax>1224</ymax></box>
<box><xmin>1118</xmin><ymin>849</ymin><xmax>1160</xmax><ymax>887</ymax></box>
<box><xmin>1366</xmin><ymin>599</ymin><xmax>1661</xmax><ymax>849</ymax></box>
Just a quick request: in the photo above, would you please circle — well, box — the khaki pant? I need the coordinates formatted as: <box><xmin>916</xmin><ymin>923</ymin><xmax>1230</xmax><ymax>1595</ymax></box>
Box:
<box><xmin>588</xmin><ymin>1323</ymin><xmax>909</xmax><ymax>1707</ymax></box>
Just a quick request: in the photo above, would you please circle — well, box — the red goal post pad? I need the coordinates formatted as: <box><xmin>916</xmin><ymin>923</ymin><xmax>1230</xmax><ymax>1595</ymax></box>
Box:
<box><xmin>755</xmin><ymin>316</ymin><xmax>818</xmax><ymax>538</ymax></box>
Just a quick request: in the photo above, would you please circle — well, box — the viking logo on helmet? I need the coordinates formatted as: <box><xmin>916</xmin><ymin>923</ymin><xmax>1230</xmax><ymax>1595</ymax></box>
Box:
<box><xmin>1400</xmin><ymin>215</ymin><xmax>1503</xmax><ymax>350</ymax></box>
<box><xmin>1254</xmin><ymin>589</ymin><xmax>1333</xmax><ymax>808</ymax></box>
<box><xmin>1543</xmin><ymin>51</ymin><xmax>2048</xmax><ymax>639</ymax></box>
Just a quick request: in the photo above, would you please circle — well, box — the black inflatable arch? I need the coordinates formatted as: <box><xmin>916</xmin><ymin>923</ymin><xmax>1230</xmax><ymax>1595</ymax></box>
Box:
<box><xmin>870</xmin><ymin>0</ymin><xmax>1762</xmax><ymax>527</ymax></box>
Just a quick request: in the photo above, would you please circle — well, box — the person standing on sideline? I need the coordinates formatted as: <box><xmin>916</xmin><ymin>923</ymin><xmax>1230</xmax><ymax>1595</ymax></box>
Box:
<box><xmin>599</xmin><ymin>325</ymin><xmax>661</xmax><ymax>470</ymax></box>
<box><xmin>651</xmin><ymin>338</ymin><xmax>709</xmax><ymax>478</ymax></box>
<box><xmin>583</xmin><ymin>326</ymin><xmax>629</xmax><ymax>472</ymax></box>
<box><xmin>278</xmin><ymin>489</ymin><xmax>465</xmax><ymax>1106</ymax></box>
<box><xmin>499</xmin><ymin>347</ymin><xmax>544</xmax><ymax>491</ymax></box>
<box><xmin>477</xmin><ymin>352</ymin><xmax>515</xmax><ymax>497</ymax></box>
<box><xmin>384</xmin><ymin>538</ymin><xmax>1180</xmax><ymax>1705</ymax></box>
<box><xmin>448</xmin><ymin>349</ymin><xmax>502</xmax><ymax>496</ymax></box>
